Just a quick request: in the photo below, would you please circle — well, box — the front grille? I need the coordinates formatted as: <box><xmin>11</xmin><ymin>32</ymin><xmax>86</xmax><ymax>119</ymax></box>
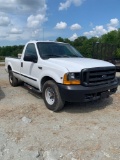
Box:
<box><xmin>81</xmin><ymin>67</ymin><xmax>116</xmax><ymax>86</ymax></box>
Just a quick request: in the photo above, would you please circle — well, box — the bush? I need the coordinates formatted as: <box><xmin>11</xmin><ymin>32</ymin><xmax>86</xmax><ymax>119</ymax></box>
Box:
<box><xmin>0</xmin><ymin>56</ymin><xmax>5</xmax><ymax>61</ymax></box>
<box><xmin>115</xmin><ymin>48</ymin><xmax>120</xmax><ymax>59</ymax></box>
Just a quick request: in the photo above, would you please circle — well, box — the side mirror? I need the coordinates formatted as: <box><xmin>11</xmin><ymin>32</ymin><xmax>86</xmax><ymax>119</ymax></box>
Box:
<box><xmin>24</xmin><ymin>54</ymin><xmax>38</xmax><ymax>63</ymax></box>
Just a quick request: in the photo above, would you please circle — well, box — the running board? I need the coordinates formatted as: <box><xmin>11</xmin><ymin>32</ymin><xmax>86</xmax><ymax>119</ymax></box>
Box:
<box><xmin>24</xmin><ymin>83</ymin><xmax>41</xmax><ymax>93</ymax></box>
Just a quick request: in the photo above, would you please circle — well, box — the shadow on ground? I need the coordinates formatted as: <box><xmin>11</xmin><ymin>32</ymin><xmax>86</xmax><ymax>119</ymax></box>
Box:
<box><xmin>0</xmin><ymin>87</ymin><xmax>5</xmax><ymax>100</ymax></box>
<box><xmin>21</xmin><ymin>85</ymin><xmax>42</xmax><ymax>99</ymax></box>
<box><xmin>62</xmin><ymin>97</ymin><xmax>113</xmax><ymax>114</ymax></box>
<box><xmin>117</xmin><ymin>77</ymin><xmax>120</xmax><ymax>85</ymax></box>
<box><xmin>21</xmin><ymin>83</ymin><xmax>114</xmax><ymax>114</ymax></box>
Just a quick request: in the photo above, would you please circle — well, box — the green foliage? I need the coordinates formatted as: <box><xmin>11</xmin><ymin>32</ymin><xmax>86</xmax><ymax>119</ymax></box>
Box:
<box><xmin>1</xmin><ymin>29</ymin><xmax>120</xmax><ymax>60</ymax></box>
<box><xmin>56</xmin><ymin>29</ymin><xmax>120</xmax><ymax>59</ymax></box>
<box><xmin>115</xmin><ymin>48</ymin><xmax>120</xmax><ymax>59</ymax></box>
<box><xmin>56</xmin><ymin>37</ymin><xmax>64</xmax><ymax>42</ymax></box>
<box><xmin>0</xmin><ymin>45</ymin><xmax>24</xmax><ymax>57</ymax></box>
<box><xmin>100</xmin><ymin>30</ymin><xmax>118</xmax><ymax>45</ymax></box>
<box><xmin>0</xmin><ymin>56</ymin><xmax>5</xmax><ymax>61</ymax></box>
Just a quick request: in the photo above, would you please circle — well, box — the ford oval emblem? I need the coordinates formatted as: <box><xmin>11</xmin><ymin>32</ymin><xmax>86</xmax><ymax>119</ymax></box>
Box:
<box><xmin>102</xmin><ymin>75</ymin><xmax>107</xmax><ymax>79</ymax></box>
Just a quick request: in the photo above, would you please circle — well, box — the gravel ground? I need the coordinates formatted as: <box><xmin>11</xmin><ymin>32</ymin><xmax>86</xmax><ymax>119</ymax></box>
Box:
<box><xmin>0</xmin><ymin>66</ymin><xmax>120</xmax><ymax>160</ymax></box>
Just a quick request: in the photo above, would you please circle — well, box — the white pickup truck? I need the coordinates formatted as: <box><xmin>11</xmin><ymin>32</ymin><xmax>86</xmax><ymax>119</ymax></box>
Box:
<box><xmin>5</xmin><ymin>41</ymin><xmax>118</xmax><ymax>111</ymax></box>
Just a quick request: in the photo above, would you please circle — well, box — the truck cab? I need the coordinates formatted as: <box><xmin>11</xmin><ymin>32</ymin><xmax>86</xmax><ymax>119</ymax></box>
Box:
<box><xmin>5</xmin><ymin>41</ymin><xmax>118</xmax><ymax>112</ymax></box>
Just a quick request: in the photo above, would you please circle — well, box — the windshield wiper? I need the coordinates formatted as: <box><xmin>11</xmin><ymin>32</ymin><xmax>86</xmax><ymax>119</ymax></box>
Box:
<box><xmin>42</xmin><ymin>54</ymin><xmax>62</xmax><ymax>59</ymax></box>
<box><xmin>62</xmin><ymin>55</ymin><xmax>81</xmax><ymax>57</ymax></box>
<box><xmin>70</xmin><ymin>55</ymin><xmax>81</xmax><ymax>57</ymax></box>
<box><xmin>42</xmin><ymin>54</ymin><xmax>82</xmax><ymax>59</ymax></box>
<box><xmin>61</xmin><ymin>55</ymin><xmax>71</xmax><ymax>57</ymax></box>
<box><xmin>61</xmin><ymin>54</ymin><xmax>81</xmax><ymax>57</ymax></box>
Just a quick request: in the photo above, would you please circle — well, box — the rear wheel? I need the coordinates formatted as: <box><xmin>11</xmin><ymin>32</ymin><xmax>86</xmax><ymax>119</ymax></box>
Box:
<box><xmin>9</xmin><ymin>70</ymin><xmax>19</xmax><ymax>87</ymax></box>
<box><xmin>42</xmin><ymin>80</ymin><xmax>65</xmax><ymax>112</ymax></box>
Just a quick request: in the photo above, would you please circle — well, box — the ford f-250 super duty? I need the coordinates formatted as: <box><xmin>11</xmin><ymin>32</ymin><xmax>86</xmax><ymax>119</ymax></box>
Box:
<box><xmin>5</xmin><ymin>41</ymin><xmax>118</xmax><ymax>111</ymax></box>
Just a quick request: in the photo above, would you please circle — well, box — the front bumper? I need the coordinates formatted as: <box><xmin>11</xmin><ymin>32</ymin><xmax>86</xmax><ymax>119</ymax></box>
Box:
<box><xmin>58</xmin><ymin>78</ymin><xmax>118</xmax><ymax>102</ymax></box>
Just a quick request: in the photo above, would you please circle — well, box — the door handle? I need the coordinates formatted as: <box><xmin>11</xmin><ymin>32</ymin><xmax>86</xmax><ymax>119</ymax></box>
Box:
<box><xmin>21</xmin><ymin>62</ymin><xmax>23</xmax><ymax>67</ymax></box>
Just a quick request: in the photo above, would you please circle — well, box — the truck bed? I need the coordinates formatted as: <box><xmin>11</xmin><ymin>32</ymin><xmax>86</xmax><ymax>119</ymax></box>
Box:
<box><xmin>5</xmin><ymin>57</ymin><xmax>21</xmax><ymax>73</ymax></box>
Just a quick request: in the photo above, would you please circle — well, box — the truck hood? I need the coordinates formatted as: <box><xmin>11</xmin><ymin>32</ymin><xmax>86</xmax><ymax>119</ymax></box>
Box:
<box><xmin>49</xmin><ymin>58</ymin><xmax>114</xmax><ymax>72</ymax></box>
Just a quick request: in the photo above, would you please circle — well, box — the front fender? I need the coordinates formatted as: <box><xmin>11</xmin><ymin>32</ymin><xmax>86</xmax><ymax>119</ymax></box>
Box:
<box><xmin>38</xmin><ymin>70</ymin><xmax>64</xmax><ymax>91</ymax></box>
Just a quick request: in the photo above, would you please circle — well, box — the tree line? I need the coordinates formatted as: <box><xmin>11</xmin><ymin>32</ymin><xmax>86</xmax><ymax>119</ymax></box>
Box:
<box><xmin>56</xmin><ymin>29</ymin><xmax>120</xmax><ymax>59</ymax></box>
<box><xmin>0</xmin><ymin>29</ymin><xmax>120</xmax><ymax>61</ymax></box>
<box><xmin>0</xmin><ymin>45</ymin><xmax>24</xmax><ymax>59</ymax></box>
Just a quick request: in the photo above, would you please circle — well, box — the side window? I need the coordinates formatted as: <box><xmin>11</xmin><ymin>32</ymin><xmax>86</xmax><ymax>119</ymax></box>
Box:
<box><xmin>24</xmin><ymin>43</ymin><xmax>38</xmax><ymax>62</ymax></box>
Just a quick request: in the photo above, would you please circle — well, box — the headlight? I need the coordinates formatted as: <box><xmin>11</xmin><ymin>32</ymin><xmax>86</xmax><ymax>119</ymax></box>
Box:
<box><xmin>63</xmin><ymin>72</ymin><xmax>81</xmax><ymax>85</ymax></box>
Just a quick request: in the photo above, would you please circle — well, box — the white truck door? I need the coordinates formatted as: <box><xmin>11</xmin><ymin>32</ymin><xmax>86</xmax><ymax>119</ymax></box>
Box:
<box><xmin>20</xmin><ymin>43</ymin><xmax>40</xmax><ymax>88</ymax></box>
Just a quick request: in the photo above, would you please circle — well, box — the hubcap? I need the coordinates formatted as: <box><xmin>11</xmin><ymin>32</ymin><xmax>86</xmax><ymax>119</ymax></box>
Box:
<box><xmin>45</xmin><ymin>87</ymin><xmax>55</xmax><ymax>105</ymax></box>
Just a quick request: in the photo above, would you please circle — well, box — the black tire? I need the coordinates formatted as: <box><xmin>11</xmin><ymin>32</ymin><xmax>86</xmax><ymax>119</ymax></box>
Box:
<box><xmin>9</xmin><ymin>70</ymin><xmax>19</xmax><ymax>87</ymax></box>
<box><xmin>42</xmin><ymin>80</ymin><xmax>65</xmax><ymax>112</ymax></box>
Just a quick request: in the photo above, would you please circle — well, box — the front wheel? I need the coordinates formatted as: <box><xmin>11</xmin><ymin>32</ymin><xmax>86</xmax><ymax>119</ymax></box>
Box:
<box><xmin>42</xmin><ymin>80</ymin><xmax>65</xmax><ymax>112</ymax></box>
<box><xmin>9</xmin><ymin>70</ymin><xmax>19</xmax><ymax>87</ymax></box>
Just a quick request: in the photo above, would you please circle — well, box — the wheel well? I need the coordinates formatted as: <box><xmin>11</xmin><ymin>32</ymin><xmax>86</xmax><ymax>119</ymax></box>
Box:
<box><xmin>8</xmin><ymin>65</ymin><xmax>12</xmax><ymax>72</ymax></box>
<box><xmin>41</xmin><ymin>76</ymin><xmax>55</xmax><ymax>90</ymax></box>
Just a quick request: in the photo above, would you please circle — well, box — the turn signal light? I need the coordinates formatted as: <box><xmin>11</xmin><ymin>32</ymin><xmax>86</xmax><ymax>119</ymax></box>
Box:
<box><xmin>63</xmin><ymin>74</ymin><xmax>81</xmax><ymax>85</ymax></box>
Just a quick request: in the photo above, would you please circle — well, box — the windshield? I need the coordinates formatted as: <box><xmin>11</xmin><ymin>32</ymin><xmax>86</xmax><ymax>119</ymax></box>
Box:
<box><xmin>37</xmin><ymin>42</ymin><xmax>83</xmax><ymax>59</ymax></box>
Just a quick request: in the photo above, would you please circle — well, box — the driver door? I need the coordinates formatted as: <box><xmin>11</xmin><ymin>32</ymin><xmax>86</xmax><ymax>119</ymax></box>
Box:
<box><xmin>20</xmin><ymin>43</ymin><xmax>39</xmax><ymax>88</ymax></box>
